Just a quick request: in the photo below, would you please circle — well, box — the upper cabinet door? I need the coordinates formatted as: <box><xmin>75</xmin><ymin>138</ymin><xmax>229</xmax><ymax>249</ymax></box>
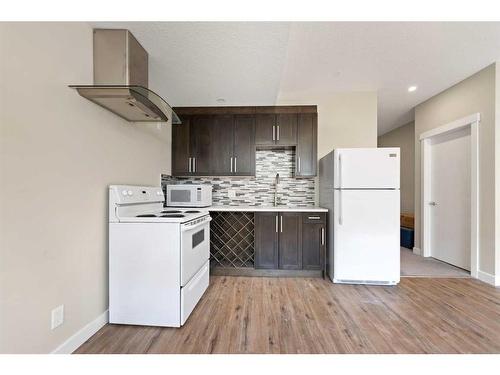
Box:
<box><xmin>255</xmin><ymin>114</ymin><xmax>275</xmax><ymax>145</ymax></box>
<box><xmin>172</xmin><ymin>115</ymin><xmax>191</xmax><ymax>176</ymax></box>
<box><xmin>296</xmin><ymin>113</ymin><xmax>317</xmax><ymax>177</ymax></box>
<box><xmin>190</xmin><ymin>116</ymin><xmax>212</xmax><ymax>175</ymax></box>
<box><xmin>275</xmin><ymin>113</ymin><xmax>297</xmax><ymax>145</ymax></box>
<box><xmin>233</xmin><ymin>115</ymin><xmax>255</xmax><ymax>176</ymax></box>
<box><xmin>210</xmin><ymin>115</ymin><xmax>234</xmax><ymax>175</ymax></box>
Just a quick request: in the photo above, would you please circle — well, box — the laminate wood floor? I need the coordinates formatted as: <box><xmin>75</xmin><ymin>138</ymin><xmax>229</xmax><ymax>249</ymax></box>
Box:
<box><xmin>75</xmin><ymin>276</ymin><xmax>500</xmax><ymax>354</ymax></box>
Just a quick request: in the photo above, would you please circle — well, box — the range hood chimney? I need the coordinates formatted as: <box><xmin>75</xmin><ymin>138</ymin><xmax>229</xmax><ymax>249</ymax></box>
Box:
<box><xmin>70</xmin><ymin>29</ymin><xmax>180</xmax><ymax>124</ymax></box>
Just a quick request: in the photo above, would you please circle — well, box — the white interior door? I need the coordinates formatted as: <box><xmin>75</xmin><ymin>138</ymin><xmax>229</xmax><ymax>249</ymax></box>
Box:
<box><xmin>429</xmin><ymin>127</ymin><xmax>471</xmax><ymax>270</ymax></box>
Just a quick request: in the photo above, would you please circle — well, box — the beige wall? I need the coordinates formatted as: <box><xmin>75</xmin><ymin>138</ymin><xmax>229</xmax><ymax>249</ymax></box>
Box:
<box><xmin>414</xmin><ymin>64</ymin><xmax>496</xmax><ymax>276</ymax></box>
<box><xmin>0</xmin><ymin>23</ymin><xmax>171</xmax><ymax>353</ymax></box>
<box><xmin>378</xmin><ymin>122</ymin><xmax>415</xmax><ymax>214</ymax></box>
<box><xmin>277</xmin><ymin>91</ymin><xmax>378</xmax><ymax>158</ymax></box>
<box><xmin>277</xmin><ymin>91</ymin><xmax>377</xmax><ymax>204</ymax></box>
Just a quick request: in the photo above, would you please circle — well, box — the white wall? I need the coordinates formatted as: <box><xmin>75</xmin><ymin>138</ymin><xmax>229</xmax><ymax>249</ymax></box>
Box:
<box><xmin>0</xmin><ymin>23</ymin><xmax>171</xmax><ymax>353</ymax></box>
<box><xmin>414</xmin><ymin>64</ymin><xmax>496</xmax><ymax>276</ymax></box>
<box><xmin>378</xmin><ymin>122</ymin><xmax>415</xmax><ymax>214</ymax></box>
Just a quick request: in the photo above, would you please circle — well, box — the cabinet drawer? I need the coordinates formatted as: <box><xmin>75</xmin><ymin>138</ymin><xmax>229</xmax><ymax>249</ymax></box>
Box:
<box><xmin>302</xmin><ymin>213</ymin><xmax>326</xmax><ymax>224</ymax></box>
<box><xmin>181</xmin><ymin>260</ymin><xmax>209</xmax><ymax>325</ymax></box>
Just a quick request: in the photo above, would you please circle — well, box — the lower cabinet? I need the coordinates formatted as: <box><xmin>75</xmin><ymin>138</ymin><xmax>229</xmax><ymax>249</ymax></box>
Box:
<box><xmin>254</xmin><ymin>212</ymin><xmax>279</xmax><ymax>269</ymax></box>
<box><xmin>302</xmin><ymin>214</ymin><xmax>326</xmax><ymax>270</ymax></box>
<box><xmin>279</xmin><ymin>213</ymin><xmax>302</xmax><ymax>270</ymax></box>
<box><xmin>255</xmin><ymin>212</ymin><xmax>325</xmax><ymax>272</ymax></box>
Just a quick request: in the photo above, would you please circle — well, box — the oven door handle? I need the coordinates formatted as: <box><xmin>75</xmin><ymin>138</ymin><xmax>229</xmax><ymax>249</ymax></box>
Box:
<box><xmin>181</xmin><ymin>216</ymin><xmax>212</xmax><ymax>232</ymax></box>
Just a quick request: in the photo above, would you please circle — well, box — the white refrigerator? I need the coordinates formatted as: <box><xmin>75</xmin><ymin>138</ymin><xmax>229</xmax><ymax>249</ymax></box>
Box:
<box><xmin>319</xmin><ymin>148</ymin><xmax>400</xmax><ymax>285</ymax></box>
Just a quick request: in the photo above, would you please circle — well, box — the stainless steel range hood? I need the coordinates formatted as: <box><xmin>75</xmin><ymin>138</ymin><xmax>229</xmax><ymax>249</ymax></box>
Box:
<box><xmin>70</xmin><ymin>29</ymin><xmax>180</xmax><ymax>124</ymax></box>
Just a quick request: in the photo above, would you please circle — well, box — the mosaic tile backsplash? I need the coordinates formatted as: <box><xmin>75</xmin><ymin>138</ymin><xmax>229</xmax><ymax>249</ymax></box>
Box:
<box><xmin>162</xmin><ymin>149</ymin><xmax>315</xmax><ymax>206</ymax></box>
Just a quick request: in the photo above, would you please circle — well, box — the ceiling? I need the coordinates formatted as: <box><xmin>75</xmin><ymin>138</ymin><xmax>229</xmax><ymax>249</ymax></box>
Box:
<box><xmin>92</xmin><ymin>22</ymin><xmax>500</xmax><ymax>135</ymax></box>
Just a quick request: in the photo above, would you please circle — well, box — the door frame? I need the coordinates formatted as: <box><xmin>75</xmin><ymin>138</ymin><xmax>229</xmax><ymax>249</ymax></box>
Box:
<box><xmin>419</xmin><ymin>113</ymin><xmax>480</xmax><ymax>278</ymax></box>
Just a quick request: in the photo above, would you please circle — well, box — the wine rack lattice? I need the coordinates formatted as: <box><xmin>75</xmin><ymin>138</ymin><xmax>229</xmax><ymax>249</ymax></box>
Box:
<box><xmin>210</xmin><ymin>212</ymin><xmax>254</xmax><ymax>268</ymax></box>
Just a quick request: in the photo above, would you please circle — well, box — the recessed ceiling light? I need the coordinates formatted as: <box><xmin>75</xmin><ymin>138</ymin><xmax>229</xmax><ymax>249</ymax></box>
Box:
<box><xmin>216</xmin><ymin>98</ymin><xmax>226</xmax><ymax>104</ymax></box>
<box><xmin>408</xmin><ymin>86</ymin><xmax>417</xmax><ymax>92</ymax></box>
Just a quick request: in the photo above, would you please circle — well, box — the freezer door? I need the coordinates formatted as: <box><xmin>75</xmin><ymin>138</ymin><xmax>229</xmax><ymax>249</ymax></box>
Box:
<box><xmin>333</xmin><ymin>189</ymin><xmax>400</xmax><ymax>284</ymax></box>
<box><xmin>334</xmin><ymin>148</ymin><xmax>400</xmax><ymax>189</ymax></box>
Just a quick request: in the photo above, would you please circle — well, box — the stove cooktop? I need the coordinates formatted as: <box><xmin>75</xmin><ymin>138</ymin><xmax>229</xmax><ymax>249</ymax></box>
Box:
<box><xmin>126</xmin><ymin>208</ymin><xmax>208</xmax><ymax>223</ymax></box>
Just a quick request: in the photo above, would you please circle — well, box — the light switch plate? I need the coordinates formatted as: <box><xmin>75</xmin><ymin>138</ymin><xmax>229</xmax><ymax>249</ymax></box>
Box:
<box><xmin>51</xmin><ymin>305</ymin><xmax>64</xmax><ymax>330</ymax></box>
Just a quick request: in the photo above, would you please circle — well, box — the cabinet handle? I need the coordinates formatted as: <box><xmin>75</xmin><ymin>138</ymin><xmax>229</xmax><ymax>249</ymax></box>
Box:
<box><xmin>308</xmin><ymin>216</ymin><xmax>321</xmax><ymax>220</ymax></box>
<box><xmin>188</xmin><ymin>157</ymin><xmax>191</xmax><ymax>173</ymax></box>
<box><xmin>275</xmin><ymin>215</ymin><xmax>278</xmax><ymax>232</ymax></box>
<box><xmin>298</xmin><ymin>157</ymin><xmax>301</xmax><ymax>173</ymax></box>
<box><xmin>321</xmin><ymin>227</ymin><xmax>325</xmax><ymax>245</ymax></box>
<box><xmin>280</xmin><ymin>215</ymin><xmax>283</xmax><ymax>233</ymax></box>
<box><xmin>272</xmin><ymin>125</ymin><xmax>275</xmax><ymax>141</ymax></box>
<box><xmin>234</xmin><ymin>157</ymin><xmax>237</xmax><ymax>173</ymax></box>
<box><xmin>230</xmin><ymin>157</ymin><xmax>233</xmax><ymax>173</ymax></box>
<box><xmin>193</xmin><ymin>157</ymin><xmax>196</xmax><ymax>173</ymax></box>
<box><xmin>277</xmin><ymin>125</ymin><xmax>280</xmax><ymax>141</ymax></box>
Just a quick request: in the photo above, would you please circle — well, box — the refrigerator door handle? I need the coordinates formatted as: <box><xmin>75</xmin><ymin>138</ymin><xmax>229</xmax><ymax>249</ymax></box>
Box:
<box><xmin>338</xmin><ymin>153</ymin><xmax>342</xmax><ymax>189</ymax></box>
<box><xmin>338</xmin><ymin>190</ymin><xmax>343</xmax><ymax>225</ymax></box>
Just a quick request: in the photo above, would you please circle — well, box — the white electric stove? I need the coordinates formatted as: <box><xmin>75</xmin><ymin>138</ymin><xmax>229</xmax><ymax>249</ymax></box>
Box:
<box><xmin>108</xmin><ymin>185</ymin><xmax>211</xmax><ymax>327</ymax></box>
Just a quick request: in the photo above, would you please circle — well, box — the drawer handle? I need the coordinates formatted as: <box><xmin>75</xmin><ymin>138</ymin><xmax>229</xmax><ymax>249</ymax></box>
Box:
<box><xmin>308</xmin><ymin>216</ymin><xmax>321</xmax><ymax>220</ymax></box>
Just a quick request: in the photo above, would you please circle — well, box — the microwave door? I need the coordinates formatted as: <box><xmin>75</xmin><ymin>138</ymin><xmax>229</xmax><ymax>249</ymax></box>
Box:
<box><xmin>168</xmin><ymin>189</ymin><xmax>192</xmax><ymax>207</ymax></box>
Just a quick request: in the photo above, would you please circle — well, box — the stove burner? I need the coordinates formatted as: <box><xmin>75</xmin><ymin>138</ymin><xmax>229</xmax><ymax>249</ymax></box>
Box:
<box><xmin>161</xmin><ymin>210</ymin><xmax>182</xmax><ymax>213</ymax></box>
<box><xmin>160</xmin><ymin>214</ymin><xmax>185</xmax><ymax>218</ymax></box>
<box><xmin>184</xmin><ymin>210</ymin><xmax>201</xmax><ymax>213</ymax></box>
<box><xmin>136</xmin><ymin>214</ymin><xmax>157</xmax><ymax>217</ymax></box>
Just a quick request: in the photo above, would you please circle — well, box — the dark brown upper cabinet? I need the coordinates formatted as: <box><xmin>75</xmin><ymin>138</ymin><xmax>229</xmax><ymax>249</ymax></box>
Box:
<box><xmin>255</xmin><ymin>114</ymin><xmax>276</xmax><ymax>145</ymax></box>
<box><xmin>210</xmin><ymin>115</ymin><xmax>234</xmax><ymax>175</ymax></box>
<box><xmin>255</xmin><ymin>113</ymin><xmax>297</xmax><ymax>146</ymax></box>
<box><xmin>189</xmin><ymin>116</ymin><xmax>212</xmax><ymax>175</ymax></box>
<box><xmin>276</xmin><ymin>113</ymin><xmax>298</xmax><ymax>145</ymax></box>
<box><xmin>172</xmin><ymin>106</ymin><xmax>316</xmax><ymax>177</ymax></box>
<box><xmin>171</xmin><ymin>115</ymin><xmax>191</xmax><ymax>176</ymax></box>
<box><xmin>296</xmin><ymin>113</ymin><xmax>318</xmax><ymax>177</ymax></box>
<box><xmin>171</xmin><ymin>111</ymin><xmax>256</xmax><ymax>176</ymax></box>
<box><xmin>233</xmin><ymin>115</ymin><xmax>255</xmax><ymax>176</ymax></box>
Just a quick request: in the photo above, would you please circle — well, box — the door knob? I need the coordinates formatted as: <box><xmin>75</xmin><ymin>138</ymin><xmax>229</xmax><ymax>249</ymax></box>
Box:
<box><xmin>429</xmin><ymin>201</ymin><xmax>437</xmax><ymax>206</ymax></box>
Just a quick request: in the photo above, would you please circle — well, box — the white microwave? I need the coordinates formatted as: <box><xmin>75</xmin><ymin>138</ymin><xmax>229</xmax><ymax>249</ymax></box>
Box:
<box><xmin>166</xmin><ymin>184</ymin><xmax>212</xmax><ymax>207</ymax></box>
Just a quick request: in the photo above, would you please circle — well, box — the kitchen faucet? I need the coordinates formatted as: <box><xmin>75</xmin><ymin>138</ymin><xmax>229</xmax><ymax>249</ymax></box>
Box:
<box><xmin>274</xmin><ymin>173</ymin><xmax>280</xmax><ymax>206</ymax></box>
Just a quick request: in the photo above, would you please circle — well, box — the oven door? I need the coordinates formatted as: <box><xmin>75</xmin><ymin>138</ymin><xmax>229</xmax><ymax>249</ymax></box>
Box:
<box><xmin>180</xmin><ymin>215</ymin><xmax>211</xmax><ymax>286</ymax></box>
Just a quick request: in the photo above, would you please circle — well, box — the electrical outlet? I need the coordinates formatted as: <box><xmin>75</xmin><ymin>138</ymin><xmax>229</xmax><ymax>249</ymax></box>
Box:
<box><xmin>228</xmin><ymin>189</ymin><xmax>236</xmax><ymax>198</ymax></box>
<box><xmin>51</xmin><ymin>305</ymin><xmax>64</xmax><ymax>330</ymax></box>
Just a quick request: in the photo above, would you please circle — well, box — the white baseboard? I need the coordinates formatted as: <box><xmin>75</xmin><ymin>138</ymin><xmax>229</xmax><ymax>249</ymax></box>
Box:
<box><xmin>412</xmin><ymin>247</ymin><xmax>422</xmax><ymax>256</ymax></box>
<box><xmin>51</xmin><ymin>310</ymin><xmax>108</xmax><ymax>354</ymax></box>
<box><xmin>477</xmin><ymin>270</ymin><xmax>499</xmax><ymax>287</ymax></box>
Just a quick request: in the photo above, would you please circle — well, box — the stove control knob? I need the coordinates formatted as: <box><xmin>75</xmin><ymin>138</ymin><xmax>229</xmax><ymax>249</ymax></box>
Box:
<box><xmin>122</xmin><ymin>190</ymin><xmax>127</xmax><ymax>196</ymax></box>
<box><xmin>127</xmin><ymin>190</ymin><xmax>133</xmax><ymax>196</ymax></box>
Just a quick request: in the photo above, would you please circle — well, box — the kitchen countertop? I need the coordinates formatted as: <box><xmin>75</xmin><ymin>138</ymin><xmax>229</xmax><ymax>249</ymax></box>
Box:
<box><xmin>207</xmin><ymin>205</ymin><xmax>328</xmax><ymax>213</ymax></box>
